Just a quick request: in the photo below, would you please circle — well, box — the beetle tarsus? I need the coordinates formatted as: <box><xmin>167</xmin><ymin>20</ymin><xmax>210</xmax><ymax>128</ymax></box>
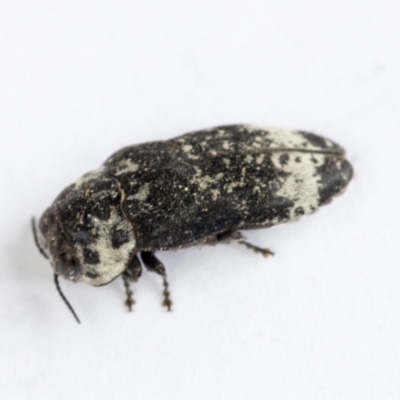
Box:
<box><xmin>122</xmin><ymin>273</ymin><xmax>135</xmax><ymax>311</ymax></box>
<box><xmin>162</xmin><ymin>275</ymin><xmax>173</xmax><ymax>311</ymax></box>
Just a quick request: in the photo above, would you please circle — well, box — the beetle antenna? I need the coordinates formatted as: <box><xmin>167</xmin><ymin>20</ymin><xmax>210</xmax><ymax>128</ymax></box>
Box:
<box><xmin>31</xmin><ymin>217</ymin><xmax>48</xmax><ymax>259</ymax></box>
<box><xmin>54</xmin><ymin>274</ymin><xmax>81</xmax><ymax>324</ymax></box>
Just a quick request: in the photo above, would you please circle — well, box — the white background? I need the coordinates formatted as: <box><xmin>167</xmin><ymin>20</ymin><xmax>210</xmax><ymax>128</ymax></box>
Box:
<box><xmin>0</xmin><ymin>1</ymin><xmax>399</xmax><ymax>399</ymax></box>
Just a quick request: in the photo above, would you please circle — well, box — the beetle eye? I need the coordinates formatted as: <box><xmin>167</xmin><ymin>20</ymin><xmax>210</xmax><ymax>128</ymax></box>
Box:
<box><xmin>56</xmin><ymin>252</ymin><xmax>79</xmax><ymax>279</ymax></box>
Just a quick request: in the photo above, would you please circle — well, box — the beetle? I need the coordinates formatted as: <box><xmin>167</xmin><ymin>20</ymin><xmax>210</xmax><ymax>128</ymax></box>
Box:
<box><xmin>33</xmin><ymin>124</ymin><xmax>353</xmax><ymax>322</ymax></box>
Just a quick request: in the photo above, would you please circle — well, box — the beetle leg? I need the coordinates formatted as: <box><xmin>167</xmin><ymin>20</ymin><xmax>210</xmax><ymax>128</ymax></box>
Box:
<box><xmin>122</xmin><ymin>273</ymin><xmax>135</xmax><ymax>311</ymax></box>
<box><xmin>217</xmin><ymin>230</ymin><xmax>274</xmax><ymax>257</ymax></box>
<box><xmin>122</xmin><ymin>254</ymin><xmax>142</xmax><ymax>311</ymax></box>
<box><xmin>237</xmin><ymin>241</ymin><xmax>274</xmax><ymax>257</ymax></box>
<box><xmin>140</xmin><ymin>251</ymin><xmax>173</xmax><ymax>311</ymax></box>
<box><xmin>125</xmin><ymin>253</ymin><xmax>142</xmax><ymax>282</ymax></box>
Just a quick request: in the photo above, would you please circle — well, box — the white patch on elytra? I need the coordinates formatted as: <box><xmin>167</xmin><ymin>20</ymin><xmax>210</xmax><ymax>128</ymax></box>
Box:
<box><xmin>256</xmin><ymin>155</ymin><xmax>264</xmax><ymax>164</ymax></box>
<box><xmin>245</xmin><ymin>155</ymin><xmax>253</xmax><ymax>163</ymax></box>
<box><xmin>226</xmin><ymin>180</ymin><xmax>245</xmax><ymax>193</ymax></box>
<box><xmin>190</xmin><ymin>168</ymin><xmax>224</xmax><ymax>191</ymax></box>
<box><xmin>244</xmin><ymin>125</ymin><xmax>339</xmax><ymax>151</ymax></box>
<box><xmin>181</xmin><ymin>143</ymin><xmax>200</xmax><ymax>159</ymax></box>
<box><xmin>114</xmin><ymin>161</ymin><xmax>139</xmax><ymax>176</ymax></box>
<box><xmin>271</xmin><ymin>152</ymin><xmax>325</xmax><ymax>220</ymax></box>
<box><xmin>74</xmin><ymin>165</ymin><xmax>106</xmax><ymax>188</ymax></box>
<box><xmin>197</xmin><ymin>176</ymin><xmax>215</xmax><ymax>190</ymax></box>
<box><xmin>210</xmin><ymin>189</ymin><xmax>220</xmax><ymax>200</ymax></box>
<box><xmin>182</xmin><ymin>144</ymin><xmax>193</xmax><ymax>153</ymax></box>
<box><xmin>127</xmin><ymin>183</ymin><xmax>150</xmax><ymax>202</ymax></box>
<box><xmin>79</xmin><ymin>214</ymin><xmax>136</xmax><ymax>286</ymax></box>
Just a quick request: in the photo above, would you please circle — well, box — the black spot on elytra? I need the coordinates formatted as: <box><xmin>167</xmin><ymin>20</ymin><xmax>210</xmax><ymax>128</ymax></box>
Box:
<box><xmin>316</xmin><ymin>158</ymin><xmax>353</xmax><ymax>205</ymax></box>
<box><xmin>279</xmin><ymin>153</ymin><xmax>289</xmax><ymax>166</ymax></box>
<box><xmin>294</xmin><ymin>207</ymin><xmax>304</xmax><ymax>216</ymax></box>
<box><xmin>268</xmin><ymin>197</ymin><xmax>294</xmax><ymax>221</ymax></box>
<box><xmin>111</xmin><ymin>229</ymin><xmax>130</xmax><ymax>249</ymax></box>
<box><xmin>83</xmin><ymin>248</ymin><xmax>100</xmax><ymax>264</ymax></box>
<box><xmin>277</xmin><ymin>169</ymin><xmax>291</xmax><ymax>179</ymax></box>
<box><xmin>298</xmin><ymin>131</ymin><xmax>328</xmax><ymax>149</ymax></box>
<box><xmin>295</xmin><ymin>156</ymin><xmax>301</xmax><ymax>163</ymax></box>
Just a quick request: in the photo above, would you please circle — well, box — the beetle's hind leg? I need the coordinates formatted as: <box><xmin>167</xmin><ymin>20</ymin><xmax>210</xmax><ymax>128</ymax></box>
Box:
<box><xmin>238</xmin><ymin>240</ymin><xmax>274</xmax><ymax>257</ymax></box>
<box><xmin>122</xmin><ymin>254</ymin><xmax>142</xmax><ymax>311</ymax></box>
<box><xmin>216</xmin><ymin>230</ymin><xmax>274</xmax><ymax>257</ymax></box>
<box><xmin>140</xmin><ymin>251</ymin><xmax>173</xmax><ymax>311</ymax></box>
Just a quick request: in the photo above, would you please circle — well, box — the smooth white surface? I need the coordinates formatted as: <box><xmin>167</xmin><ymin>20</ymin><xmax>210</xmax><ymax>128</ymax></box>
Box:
<box><xmin>0</xmin><ymin>2</ymin><xmax>399</xmax><ymax>399</ymax></box>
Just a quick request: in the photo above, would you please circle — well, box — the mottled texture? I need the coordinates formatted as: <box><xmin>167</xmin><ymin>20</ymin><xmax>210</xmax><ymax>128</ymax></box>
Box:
<box><xmin>38</xmin><ymin>125</ymin><xmax>353</xmax><ymax>287</ymax></box>
<box><xmin>105</xmin><ymin>125</ymin><xmax>352</xmax><ymax>250</ymax></box>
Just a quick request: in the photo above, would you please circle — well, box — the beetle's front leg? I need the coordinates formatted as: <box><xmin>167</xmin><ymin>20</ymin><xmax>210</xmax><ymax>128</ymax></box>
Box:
<box><xmin>122</xmin><ymin>254</ymin><xmax>142</xmax><ymax>311</ymax></box>
<box><xmin>140</xmin><ymin>251</ymin><xmax>173</xmax><ymax>311</ymax></box>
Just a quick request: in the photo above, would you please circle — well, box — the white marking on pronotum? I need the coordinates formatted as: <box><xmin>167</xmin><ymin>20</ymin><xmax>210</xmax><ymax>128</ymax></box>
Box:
<box><xmin>79</xmin><ymin>216</ymin><xmax>136</xmax><ymax>286</ymax></box>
